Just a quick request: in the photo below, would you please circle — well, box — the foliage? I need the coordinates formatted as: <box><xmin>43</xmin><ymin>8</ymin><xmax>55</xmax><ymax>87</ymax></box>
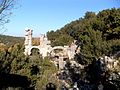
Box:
<box><xmin>0</xmin><ymin>0</ymin><xmax>16</xmax><ymax>28</ymax></box>
<box><xmin>0</xmin><ymin>8</ymin><xmax>120</xmax><ymax>90</ymax></box>
<box><xmin>32</xmin><ymin>38</ymin><xmax>40</xmax><ymax>46</ymax></box>
<box><xmin>47</xmin><ymin>30</ymin><xmax>73</xmax><ymax>46</ymax></box>
<box><xmin>47</xmin><ymin>8</ymin><xmax>120</xmax><ymax>63</ymax></box>
<box><xmin>0</xmin><ymin>34</ymin><xmax>24</xmax><ymax>46</ymax></box>
<box><xmin>0</xmin><ymin>44</ymin><xmax>58</xmax><ymax>89</ymax></box>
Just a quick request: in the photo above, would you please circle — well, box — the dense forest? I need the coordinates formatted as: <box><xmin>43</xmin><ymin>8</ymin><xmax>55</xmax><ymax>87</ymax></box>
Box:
<box><xmin>47</xmin><ymin>8</ymin><xmax>120</xmax><ymax>63</ymax></box>
<box><xmin>0</xmin><ymin>8</ymin><xmax>120</xmax><ymax>90</ymax></box>
<box><xmin>0</xmin><ymin>43</ymin><xmax>58</xmax><ymax>89</ymax></box>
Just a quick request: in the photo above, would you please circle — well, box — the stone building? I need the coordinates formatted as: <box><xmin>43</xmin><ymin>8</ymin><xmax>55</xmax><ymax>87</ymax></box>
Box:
<box><xmin>24</xmin><ymin>28</ymin><xmax>80</xmax><ymax>70</ymax></box>
<box><xmin>24</xmin><ymin>28</ymin><xmax>78</xmax><ymax>60</ymax></box>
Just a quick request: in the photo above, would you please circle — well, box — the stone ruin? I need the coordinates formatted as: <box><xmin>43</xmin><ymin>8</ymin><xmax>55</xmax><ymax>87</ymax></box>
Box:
<box><xmin>24</xmin><ymin>28</ymin><xmax>80</xmax><ymax>70</ymax></box>
<box><xmin>24</xmin><ymin>28</ymin><xmax>120</xmax><ymax>90</ymax></box>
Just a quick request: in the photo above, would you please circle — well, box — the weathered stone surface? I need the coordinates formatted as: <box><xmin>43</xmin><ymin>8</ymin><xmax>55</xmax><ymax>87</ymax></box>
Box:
<box><xmin>24</xmin><ymin>29</ymin><xmax>78</xmax><ymax>60</ymax></box>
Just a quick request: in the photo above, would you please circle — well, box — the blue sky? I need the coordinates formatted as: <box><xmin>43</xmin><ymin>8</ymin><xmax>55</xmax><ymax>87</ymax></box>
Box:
<box><xmin>3</xmin><ymin>0</ymin><xmax>120</xmax><ymax>37</ymax></box>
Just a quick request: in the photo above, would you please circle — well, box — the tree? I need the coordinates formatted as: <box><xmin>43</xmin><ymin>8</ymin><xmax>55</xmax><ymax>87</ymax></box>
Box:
<box><xmin>0</xmin><ymin>0</ymin><xmax>16</xmax><ymax>32</ymax></box>
<box><xmin>47</xmin><ymin>8</ymin><xmax>120</xmax><ymax>63</ymax></box>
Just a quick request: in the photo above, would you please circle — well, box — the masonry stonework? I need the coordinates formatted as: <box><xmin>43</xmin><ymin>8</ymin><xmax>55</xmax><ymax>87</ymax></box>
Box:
<box><xmin>24</xmin><ymin>28</ymin><xmax>78</xmax><ymax>60</ymax></box>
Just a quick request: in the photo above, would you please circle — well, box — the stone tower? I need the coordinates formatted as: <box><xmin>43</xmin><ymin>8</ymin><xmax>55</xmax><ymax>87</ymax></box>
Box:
<box><xmin>24</xmin><ymin>28</ymin><xmax>33</xmax><ymax>55</ymax></box>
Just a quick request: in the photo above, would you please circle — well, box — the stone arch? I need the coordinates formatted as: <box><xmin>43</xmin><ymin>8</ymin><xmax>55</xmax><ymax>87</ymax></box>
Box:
<box><xmin>49</xmin><ymin>46</ymin><xmax>68</xmax><ymax>58</ymax></box>
<box><xmin>28</xmin><ymin>46</ymin><xmax>41</xmax><ymax>55</ymax></box>
<box><xmin>31</xmin><ymin>48</ymin><xmax>40</xmax><ymax>55</ymax></box>
<box><xmin>49</xmin><ymin>46</ymin><xmax>65</xmax><ymax>53</ymax></box>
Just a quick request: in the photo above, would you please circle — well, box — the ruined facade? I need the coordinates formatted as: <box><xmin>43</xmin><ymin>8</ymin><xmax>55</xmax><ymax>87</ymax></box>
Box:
<box><xmin>24</xmin><ymin>28</ymin><xmax>78</xmax><ymax>60</ymax></box>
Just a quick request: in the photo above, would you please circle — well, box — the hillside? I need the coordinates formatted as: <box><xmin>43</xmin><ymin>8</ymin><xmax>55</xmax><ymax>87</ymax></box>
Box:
<box><xmin>0</xmin><ymin>34</ymin><xmax>24</xmax><ymax>46</ymax></box>
<box><xmin>47</xmin><ymin>8</ymin><xmax>120</xmax><ymax>63</ymax></box>
<box><xmin>0</xmin><ymin>8</ymin><xmax>120</xmax><ymax>89</ymax></box>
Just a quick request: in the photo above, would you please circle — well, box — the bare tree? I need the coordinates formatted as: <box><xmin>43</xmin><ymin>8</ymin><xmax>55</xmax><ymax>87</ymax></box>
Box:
<box><xmin>0</xmin><ymin>0</ymin><xmax>16</xmax><ymax>33</ymax></box>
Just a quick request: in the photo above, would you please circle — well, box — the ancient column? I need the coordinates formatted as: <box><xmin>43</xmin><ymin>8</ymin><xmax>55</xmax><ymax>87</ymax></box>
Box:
<box><xmin>24</xmin><ymin>28</ymin><xmax>33</xmax><ymax>55</ymax></box>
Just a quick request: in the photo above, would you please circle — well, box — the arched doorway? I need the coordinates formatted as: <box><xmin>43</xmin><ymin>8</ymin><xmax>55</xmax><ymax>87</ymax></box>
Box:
<box><xmin>49</xmin><ymin>46</ymin><xmax>67</xmax><ymax>58</ymax></box>
<box><xmin>31</xmin><ymin>48</ymin><xmax>40</xmax><ymax>55</ymax></box>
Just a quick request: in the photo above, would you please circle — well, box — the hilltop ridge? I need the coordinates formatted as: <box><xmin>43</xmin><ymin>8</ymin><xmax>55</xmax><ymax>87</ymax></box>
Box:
<box><xmin>0</xmin><ymin>34</ymin><xmax>24</xmax><ymax>46</ymax></box>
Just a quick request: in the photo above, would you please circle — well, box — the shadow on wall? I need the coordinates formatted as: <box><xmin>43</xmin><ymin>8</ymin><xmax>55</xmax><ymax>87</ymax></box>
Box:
<box><xmin>0</xmin><ymin>73</ymin><xmax>32</xmax><ymax>90</ymax></box>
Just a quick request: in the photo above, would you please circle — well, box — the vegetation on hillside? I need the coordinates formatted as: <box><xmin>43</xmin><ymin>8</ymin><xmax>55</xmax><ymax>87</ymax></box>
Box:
<box><xmin>0</xmin><ymin>43</ymin><xmax>58</xmax><ymax>90</ymax></box>
<box><xmin>47</xmin><ymin>8</ymin><xmax>120</xmax><ymax>63</ymax></box>
<box><xmin>0</xmin><ymin>8</ymin><xmax>120</xmax><ymax>89</ymax></box>
<box><xmin>0</xmin><ymin>35</ymin><xmax>24</xmax><ymax>46</ymax></box>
